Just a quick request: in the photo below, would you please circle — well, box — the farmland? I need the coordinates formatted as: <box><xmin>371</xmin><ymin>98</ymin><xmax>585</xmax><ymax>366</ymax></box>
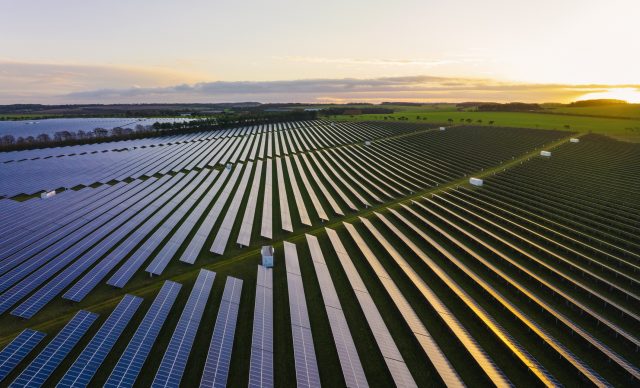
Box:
<box><xmin>331</xmin><ymin>109</ymin><xmax>640</xmax><ymax>142</ymax></box>
<box><xmin>0</xmin><ymin>120</ymin><xmax>638</xmax><ymax>387</ymax></box>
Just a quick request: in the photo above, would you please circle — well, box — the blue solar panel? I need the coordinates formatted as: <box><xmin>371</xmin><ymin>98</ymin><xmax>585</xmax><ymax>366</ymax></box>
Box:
<box><xmin>248</xmin><ymin>266</ymin><xmax>274</xmax><ymax>388</ymax></box>
<box><xmin>104</xmin><ymin>281</ymin><xmax>181</xmax><ymax>388</ymax></box>
<box><xmin>10</xmin><ymin>310</ymin><xmax>98</xmax><ymax>388</ymax></box>
<box><xmin>200</xmin><ymin>277</ymin><xmax>243</xmax><ymax>388</ymax></box>
<box><xmin>152</xmin><ymin>269</ymin><xmax>216</xmax><ymax>388</ymax></box>
<box><xmin>0</xmin><ymin>329</ymin><xmax>46</xmax><ymax>382</ymax></box>
<box><xmin>57</xmin><ymin>295</ymin><xmax>143</xmax><ymax>388</ymax></box>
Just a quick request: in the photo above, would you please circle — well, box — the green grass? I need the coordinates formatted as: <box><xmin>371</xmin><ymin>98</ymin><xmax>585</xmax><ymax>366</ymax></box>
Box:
<box><xmin>329</xmin><ymin>110</ymin><xmax>640</xmax><ymax>142</ymax></box>
<box><xmin>548</xmin><ymin>104</ymin><xmax>640</xmax><ymax>119</ymax></box>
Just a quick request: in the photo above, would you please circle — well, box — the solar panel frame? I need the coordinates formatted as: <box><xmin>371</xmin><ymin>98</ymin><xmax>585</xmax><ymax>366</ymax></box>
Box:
<box><xmin>325</xmin><ymin>228</ymin><xmax>417</xmax><ymax>388</ymax></box>
<box><xmin>151</xmin><ymin>270</ymin><xmax>216</xmax><ymax>388</ymax></box>
<box><xmin>0</xmin><ymin>329</ymin><xmax>46</xmax><ymax>383</ymax></box>
<box><xmin>104</xmin><ymin>281</ymin><xmax>182</xmax><ymax>388</ymax></box>
<box><xmin>284</xmin><ymin>242</ymin><xmax>321</xmax><ymax>388</ymax></box>
<box><xmin>57</xmin><ymin>294</ymin><xmax>143</xmax><ymax>388</ymax></box>
<box><xmin>10</xmin><ymin>310</ymin><xmax>98</xmax><ymax>388</ymax></box>
<box><xmin>248</xmin><ymin>266</ymin><xmax>274</xmax><ymax>388</ymax></box>
<box><xmin>199</xmin><ymin>277</ymin><xmax>243</xmax><ymax>388</ymax></box>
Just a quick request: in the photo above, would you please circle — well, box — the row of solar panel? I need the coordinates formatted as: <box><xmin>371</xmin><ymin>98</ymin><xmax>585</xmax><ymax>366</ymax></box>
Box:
<box><xmin>0</xmin><ymin>120</ymin><xmax>391</xmax><ymax>197</ymax></box>
<box><xmin>0</xmin><ymin>271</ymin><xmax>243</xmax><ymax>387</ymax></box>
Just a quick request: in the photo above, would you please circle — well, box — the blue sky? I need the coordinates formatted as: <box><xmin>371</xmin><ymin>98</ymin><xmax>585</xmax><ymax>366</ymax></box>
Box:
<box><xmin>1</xmin><ymin>0</ymin><xmax>639</xmax><ymax>103</ymax></box>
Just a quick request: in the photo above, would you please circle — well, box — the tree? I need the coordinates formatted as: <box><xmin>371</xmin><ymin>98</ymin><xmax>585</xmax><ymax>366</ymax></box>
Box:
<box><xmin>94</xmin><ymin>128</ymin><xmax>108</xmax><ymax>137</ymax></box>
<box><xmin>466</xmin><ymin>118</ymin><xmax>473</xmax><ymax>124</ymax></box>
<box><xmin>564</xmin><ymin>124</ymin><xmax>571</xmax><ymax>129</ymax></box>
<box><xmin>489</xmin><ymin>121</ymin><xmax>494</xmax><ymax>125</ymax></box>
<box><xmin>36</xmin><ymin>133</ymin><xmax>50</xmax><ymax>143</ymax></box>
<box><xmin>447</xmin><ymin>118</ymin><xmax>454</xmax><ymax>124</ymax></box>
<box><xmin>477</xmin><ymin>119</ymin><xmax>483</xmax><ymax>124</ymax></box>
<box><xmin>1</xmin><ymin>134</ymin><xmax>15</xmax><ymax>145</ymax></box>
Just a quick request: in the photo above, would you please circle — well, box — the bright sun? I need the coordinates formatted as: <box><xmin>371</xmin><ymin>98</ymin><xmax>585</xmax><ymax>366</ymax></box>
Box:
<box><xmin>578</xmin><ymin>88</ymin><xmax>640</xmax><ymax>103</ymax></box>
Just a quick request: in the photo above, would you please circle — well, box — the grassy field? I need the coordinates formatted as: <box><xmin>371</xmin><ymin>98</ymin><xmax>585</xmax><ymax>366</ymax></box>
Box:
<box><xmin>330</xmin><ymin>110</ymin><xmax>640</xmax><ymax>142</ymax></box>
<box><xmin>548</xmin><ymin>104</ymin><xmax>640</xmax><ymax>119</ymax></box>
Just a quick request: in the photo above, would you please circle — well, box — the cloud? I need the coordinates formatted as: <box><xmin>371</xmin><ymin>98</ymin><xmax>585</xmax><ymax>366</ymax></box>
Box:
<box><xmin>0</xmin><ymin>60</ymin><xmax>203</xmax><ymax>102</ymax></box>
<box><xmin>61</xmin><ymin>76</ymin><xmax>640</xmax><ymax>104</ymax></box>
<box><xmin>0</xmin><ymin>60</ymin><xmax>639</xmax><ymax>104</ymax></box>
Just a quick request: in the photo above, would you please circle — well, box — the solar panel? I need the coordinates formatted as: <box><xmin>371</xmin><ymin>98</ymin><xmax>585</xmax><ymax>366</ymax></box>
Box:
<box><xmin>200</xmin><ymin>277</ymin><xmax>243</xmax><ymax>388</ymax></box>
<box><xmin>248</xmin><ymin>266</ymin><xmax>273</xmax><ymax>388</ymax></box>
<box><xmin>284</xmin><ymin>156</ymin><xmax>311</xmax><ymax>226</ymax></box>
<box><xmin>292</xmin><ymin>154</ymin><xmax>328</xmax><ymax>221</ymax></box>
<box><xmin>284</xmin><ymin>242</ymin><xmax>321</xmax><ymax>388</ymax></box>
<box><xmin>210</xmin><ymin>162</ymin><xmax>254</xmax><ymax>254</ymax></box>
<box><xmin>260</xmin><ymin>158</ymin><xmax>273</xmax><ymax>239</ymax></box>
<box><xmin>11</xmin><ymin>310</ymin><xmax>98</xmax><ymax>388</ymax></box>
<box><xmin>57</xmin><ymin>294</ymin><xmax>143</xmax><ymax>388</ymax></box>
<box><xmin>325</xmin><ymin>228</ymin><xmax>417</xmax><ymax>388</ymax></box>
<box><xmin>0</xmin><ymin>329</ymin><xmax>46</xmax><ymax>382</ymax></box>
<box><xmin>179</xmin><ymin>166</ymin><xmax>240</xmax><ymax>264</ymax></box>
<box><xmin>275</xmin><ymin>158</ymin><xmax>293</xmax><ymax>232</ymax></box>
<box><xmin>344</xmin><ymin>221</ymin><xmax>463</xmax><ymax>387</ymax></box>
<box><xmin>104</xmin><ymin>281</ymin><xmax>182</xmax><ymax>388</ymax></box>
<box><xmin>151</xmin><ymin>269</ymin><xmax>216</xmax><ymax>387</ymax></box>
<box><xmin>305</xmin><ymin>234</ymin><xmax>367</xmax><ymax>388</ymax></box>
<box><xmin>237</xmin><ymin>160</ymin><xmax>263</xmax><ymax>247</ymax></box>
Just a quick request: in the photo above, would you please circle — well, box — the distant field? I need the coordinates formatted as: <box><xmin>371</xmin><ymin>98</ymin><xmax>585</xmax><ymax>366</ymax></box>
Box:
<box><xmin>548</xmin><ymin>104</ymin><xmax>640</xmax><ymax>119</ymax></box>
<box><xmin>331</xmin><ymin>110</ymin><xmax>640</xmax><ymax>142</ymax></box>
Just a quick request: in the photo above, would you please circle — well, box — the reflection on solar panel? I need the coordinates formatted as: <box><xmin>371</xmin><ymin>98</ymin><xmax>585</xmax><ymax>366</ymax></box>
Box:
<box><xmin>237</xmin><ymin>160</ymin><xmax>263</xmax><ymax>247</ymax></box>
<box><xmin>305</xmin><ymin>234</ymin><xmax>367</xmax><ymax>388</ymax></box>
<box><xmin>284</xmin><ymin>157</ymin><xmax>311</xmax><ymax>226</ymax></box>
<box><xmin>104</xmin><ymin>281</ymin><xmax>182</xmax><ymax>388</ymax></box>
<box><xmin>177</xmin><ymin>167</ymin><xmax>234</xmax><ymax>264</ymax></box>
<box><xmin>260</xmin><ymin>158</ymin><xmax>273</xmax><ymax>239</ymax></box>
<box><xmin>58</xmin><ymin>294</ymin><xmax>143</xmax><ymax>388</ymax></box>
<box><xmin>200</xmin><ymin>276</ymin><xmax>243</xmax><ymax>388</ymax></box>
<box><xmin>325</xmin><ymin>228</ymin><xmax>417</xmax><ymax>388</ymax></box>
<box><xmin>248</xmin><ymin>266</ymin><xmax>273</xmax><ymax>388</ymax></box>
<box><xmin>344</xmin><ymin>221</ymin><xmax>464</xmax><ymax>388</ymax></box>
<box><xmin>370</xmin><ymin>213</ymin><xmax>511</xmax><ymax>387</ymax></box>
<box><xmin>211</xmin><ymin>162</ymin><xmax>253</xmax><ymax>254</ymax></box>
<box><xmin>284</xmin><ymin>242</ymin><xmax>321</xmax><ymax>388</ymax></box>
<box><xmin>10</xmin><ymin>310</ymin><xmax>97</xmax><ymax>388</ymax></box>
<box><xmin>275</xmin><ymin>158</ymin><xmax>293</xmax><ymax>232</ymax></box>
<box><xmin>152</xmin><ymin>269</ymin><xmax>216</xmax><ymax>387</ymax></box>
<box><xmin>292</xmin><ymin>155</ymin><xmax>328</xmax><ymax>221</ymax></box>
<box><xmin>0</xmin><ymin>329</ymin><xmax>46</xmax><ymax>382</ymax></box>
<box><xmin>299</xmin><ymin>154</ymin><xmax>343</xmax><ymax>216</ymax></box>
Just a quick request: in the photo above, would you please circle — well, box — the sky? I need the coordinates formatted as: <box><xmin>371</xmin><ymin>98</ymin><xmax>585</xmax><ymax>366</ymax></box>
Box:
<box><xmin>1</xmin><ymin>0</ymin><xmax>639</xmax><ymax>104</ymax></box>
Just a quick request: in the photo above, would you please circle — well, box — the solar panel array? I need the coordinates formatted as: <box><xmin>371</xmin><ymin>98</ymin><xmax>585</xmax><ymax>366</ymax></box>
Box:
<box><xmin>105</xmin><ymin>281</ymin><xmax>182</xmax><ymax>388</ymax></box>
<box><xmin>200</xmin><ymin>276</ymin><xmax>243</xmax><ymax>388</ymax></box>
<box><xmin>152</xmin><ymin>269</ymin><xmax>216</xmax><ymax>387</ymax></box>
<box><xmin>0</xmin><ymin>329</ymin><xmax>46</xmax><ymax>382</ymax></box>
<box><xmin>305</xmin><ymin>234</ymin><xmax>368</xmax><ymax>388</ymax></box>
<box><xmin>248</xmin><ymin>265</ymin><xmax>274</xmax><ymax>388</ymax></box>
<box><xmin>58</xmin><ymin>294</ymin><xmax>143</xmax><ymax>388</ymax></box>
<box><xmin>344</xmin><ymin>221</ymin><xmax>464</xmax><ymax>388</ymax></box>
<box><xmin>10</xmin><ymin>310</ymin><xmax>97</xmax><ymax>388</ymax></box>
<box><xmin>283</xmin><ymin>242</ymin><xmax>321</xmax><ymax>388</ymax></box>
<box><xmin>3</xmin><ymin>121</ymin><xmax>631</xmax><ymax>386</ymax></box>
<box><xmin>325</xmin><ymin>228</ymin><xmax>418</xmax><ymax>388</ymax></box>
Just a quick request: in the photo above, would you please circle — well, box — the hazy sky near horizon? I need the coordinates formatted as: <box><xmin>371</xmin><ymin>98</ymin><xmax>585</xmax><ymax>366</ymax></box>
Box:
<box><xmin>1</xmin><ymin>0</ymin><xmax>639</xmax><ymax>103</ymax></box>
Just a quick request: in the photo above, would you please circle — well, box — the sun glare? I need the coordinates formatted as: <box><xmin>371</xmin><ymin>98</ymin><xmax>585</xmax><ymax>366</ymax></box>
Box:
<box><xmin>577</xmin><ymin>88</ymin><xmax>640</xmax><ymax>103</ymax></box>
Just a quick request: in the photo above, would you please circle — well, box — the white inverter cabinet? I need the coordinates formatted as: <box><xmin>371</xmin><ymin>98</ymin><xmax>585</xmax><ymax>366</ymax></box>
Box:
<box><xmin>469</xmin><ymin>177</ymin><xmax>484</xmax><ymax>186</ymax></box>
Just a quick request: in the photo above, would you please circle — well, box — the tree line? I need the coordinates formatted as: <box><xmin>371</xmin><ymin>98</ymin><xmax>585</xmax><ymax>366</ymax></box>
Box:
<box><xmin>0</xmin><ymin>110</ymin><xmax>317</xmax><ymax>152</ymax></box>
